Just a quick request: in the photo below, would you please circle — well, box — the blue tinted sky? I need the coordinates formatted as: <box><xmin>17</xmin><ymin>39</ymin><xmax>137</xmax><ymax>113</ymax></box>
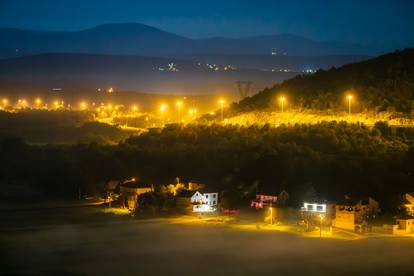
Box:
<box><xmin>1</xmin><ymin>0</ymin><xmax>413</xmax><ymax>47</ymax></box>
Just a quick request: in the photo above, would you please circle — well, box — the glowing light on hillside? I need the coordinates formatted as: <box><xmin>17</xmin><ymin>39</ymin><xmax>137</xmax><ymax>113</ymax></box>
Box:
<box><xmin>2</xmin><ymin>99</ymin><xmax>8</xmax><ymax>106</ymax></box>
<box><xmin>132</xmin><ymin>105</ymin><xmax>138</xmax><ymax>111</ymax></box>
<box><xmin>35</xmin><ymin>98</ymin><xmax>42</xmax><ymax>106</ymax></box>
<box><xmin>80</xmin><ymin>102</ymin><xmax>87</xmax><ymax>110</ymax></box>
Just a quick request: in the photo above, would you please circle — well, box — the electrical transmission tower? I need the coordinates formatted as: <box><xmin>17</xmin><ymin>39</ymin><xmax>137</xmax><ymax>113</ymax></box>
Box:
<box><xmin>235</xmin><ymin>81</ymin><xmax>253</xmax><ymax>99</ymax></box>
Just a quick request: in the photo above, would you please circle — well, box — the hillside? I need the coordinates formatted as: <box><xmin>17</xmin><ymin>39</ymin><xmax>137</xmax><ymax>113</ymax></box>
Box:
<box><xmin>232</xmin><ymin>49</ymin><xmax>414</xmax><ymax>114</ymax></box>
<box><xmin>0</xmin><ymin>53</ymin><xmax>297</xmax><ymax>96</ymax></box>
<box><xmin>0</xmin><ymin>23</ymin><xmax>376</xmax><ymax>58</ymax></box>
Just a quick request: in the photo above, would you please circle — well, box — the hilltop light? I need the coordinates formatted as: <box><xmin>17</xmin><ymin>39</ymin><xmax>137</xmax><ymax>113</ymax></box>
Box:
<box><xmin>2</xmin><ymin>99</ymin><xmax>8</xmax><ymax>106</ymax></box>
<box><xmin>80</xmin><ymin>102</ymin><xmax>87</xmax><ymax>109</ymax></box>
<box><xmin>35</xmin><ymin>98</ymin><xmax>42</xmax><ymax>105</ymax></box>
<box><xmin>132</xmin><ymin>105</ymin><xmax>138</xmax><ymax>111</ymax></box>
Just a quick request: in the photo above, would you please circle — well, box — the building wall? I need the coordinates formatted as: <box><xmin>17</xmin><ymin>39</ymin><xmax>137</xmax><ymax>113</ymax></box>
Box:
<box><xmin>204</xmin><ymin>193</ymin><xmax>218</xmax><ymax>206</ymax></box>
<box><xmin>334</xmin><ymin>210</ymin><xmax>356</xmax><ymax>230</ymax></box>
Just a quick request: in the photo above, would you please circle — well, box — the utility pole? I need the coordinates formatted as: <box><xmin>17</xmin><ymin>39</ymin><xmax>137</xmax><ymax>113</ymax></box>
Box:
<box><xmin>236</xmin><ymin>81</ymin><xmax>253</xmax><ymax>100</ymax></box>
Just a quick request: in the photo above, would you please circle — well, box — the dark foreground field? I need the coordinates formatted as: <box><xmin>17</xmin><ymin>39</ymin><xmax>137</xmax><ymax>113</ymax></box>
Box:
<box><xmin>1</xmin><ymin>206</ymin><xmax>414</xmax><ymax>276</ymax></box>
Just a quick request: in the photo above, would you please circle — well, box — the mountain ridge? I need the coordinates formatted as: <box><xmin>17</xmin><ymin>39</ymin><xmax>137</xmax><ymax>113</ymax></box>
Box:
<box><xmin>0</xmin><ymin>22</ymin><xmax>378</xmax><ymax>58</ymax></box>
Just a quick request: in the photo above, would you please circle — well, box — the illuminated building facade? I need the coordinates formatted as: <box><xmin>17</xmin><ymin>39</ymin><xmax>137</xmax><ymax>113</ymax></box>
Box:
<box><xmin>191</xmin><ymin>191</ymin><xmax>218</xmax><ymax>213</ymax></box>
<box><xmin>251</xmin><ymin>194</ymin><xmax>277</xmax><ymax>209</ymax></box>
<box><xmin>333</xmin><ymin>197</ymin><xmax>379</xmax><ymax>232</ymax></box>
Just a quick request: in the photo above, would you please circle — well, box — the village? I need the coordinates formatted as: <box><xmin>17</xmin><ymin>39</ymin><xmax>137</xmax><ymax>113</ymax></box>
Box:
<box><xmin>103</xmin><ymin>177</ymin><xmax>414</xmax><ymax>238</ymax></box>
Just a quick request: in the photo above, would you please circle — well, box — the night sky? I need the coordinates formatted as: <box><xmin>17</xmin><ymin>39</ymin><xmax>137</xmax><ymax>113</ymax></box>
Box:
<box><xmin>1</xmin><ymin>0</ymin><xmax>413</xmax><ymax>48</ymax></box>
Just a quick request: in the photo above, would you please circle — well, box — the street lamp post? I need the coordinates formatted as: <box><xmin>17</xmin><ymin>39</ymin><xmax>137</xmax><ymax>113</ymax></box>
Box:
<box><xmin>270</xmin><ymin>206</ymin><xmax>273</xmax><ymax>225</ymax></box>
<box><xmin>347</xmin><ymin>95</ymin><xmax>353</xmax><ymax>115</ymax></box>
<box><xmin>177</xmin><ymin>101</ymin><xmax>183</xmax><ymax>123</ymax></box>
<box><xmin>35</xmin><ymin>98</ymin><xmax>42</xmax><ymax>109</ymax></box>
<box><xmin>219</xmin><ymin>99</ymin><xmax>225</xmax><ymax>121</ymax></box>
<box><xmin>160</xmin><ymin>104</ymin><xmax>167</xmax><ymax>127</ymax></box>
<box><xmin>319</xmin><ymin>214</ymin><xmax>324</xmax><ymax>238</ymax></box>
<box><xmin>280</xmin><ymin>97</ymin><xmax>285</xmax><ymax>112</ymax></box>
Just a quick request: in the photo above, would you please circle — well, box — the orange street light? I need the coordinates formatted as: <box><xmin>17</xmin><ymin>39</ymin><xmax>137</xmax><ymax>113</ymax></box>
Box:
<box><xmin>80</xmin><ymin>102</ymin><xmax>87</xmax><ymax>110</ymax></box>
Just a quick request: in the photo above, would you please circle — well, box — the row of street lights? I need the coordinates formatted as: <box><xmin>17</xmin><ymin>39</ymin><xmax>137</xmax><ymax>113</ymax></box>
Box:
<box><xmin>159</xmin><ymin>99</ymin><xmax>226</xmax><ymax>126</ymax></box>
<box><xmin>277</xmin><ymin>94</ymin><xmax>353</xmax><ymax>115</ymax></box>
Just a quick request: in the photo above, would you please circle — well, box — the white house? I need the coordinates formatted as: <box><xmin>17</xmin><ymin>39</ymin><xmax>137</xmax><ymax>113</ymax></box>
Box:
<box><xmin>191</xmin><ymin>191</ymin><xmax>218</xmax><ymax>213</ymax></box>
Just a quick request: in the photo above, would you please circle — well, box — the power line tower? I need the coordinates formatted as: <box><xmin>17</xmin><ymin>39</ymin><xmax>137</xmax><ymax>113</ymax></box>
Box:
<box><xmin>235</xmin><ymin>81</ymin><xmax>253</xmax><ymax>99</ymax></box>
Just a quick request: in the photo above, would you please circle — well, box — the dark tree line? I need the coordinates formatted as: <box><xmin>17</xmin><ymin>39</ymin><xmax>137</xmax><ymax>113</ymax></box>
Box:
<box><xmin>1</xmin><ymin>122</ymin><xmax>414</xmax><ymax>211</ymax></box>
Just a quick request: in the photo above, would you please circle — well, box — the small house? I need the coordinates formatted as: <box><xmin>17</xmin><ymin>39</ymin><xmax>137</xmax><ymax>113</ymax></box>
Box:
<box><xmin>120</xmin><ymin>180</ymin><xmax>153</xmax><ymax>210</ymax></box>
<box><xmin>333</xmin><ymin>196</ymin><xmax>380</xmax><ymax>232</ymax></box>
<box><xmin>191</xmin><ymin>191</ymin><xmax>218</xmax><ymax>213</ymax></box>
<box><xmin>402</xmin><ymin>192</ymin><xmax>414</xmax><ymax>216</ymax></box>
<box><xmin>396</xmin><ymin>217</ymin><xmax>414</xmax><ymax>234</ymax></box>
<box><xmin>250</xmin><ymin>189</ymin><xmax>290</xmax><ymax>209</ymax></box>
<box><xmin>251</xmin><ymin>194</ymin><xmax>277</xmax><ymax>209</ymax></box>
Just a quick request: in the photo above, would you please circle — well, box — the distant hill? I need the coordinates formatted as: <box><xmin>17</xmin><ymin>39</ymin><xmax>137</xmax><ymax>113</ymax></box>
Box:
<box><xmin>0</xmin><ymin>23</ymin><xmax>378</xmax><ymax>58</ymax></box>
<box><xmin>232</xmin><ymin>49</ymin><xmax>414</xmax><ymax>113</ymax></box>
<box><xmin>176</xmin><ymin>54</ymin><xmax>370</xmax><ymax>71</ymax></box>
<box><xmin>0</xmin><ymin>53</ymin><xmax>298</xmax><ymax>97</ymax></box>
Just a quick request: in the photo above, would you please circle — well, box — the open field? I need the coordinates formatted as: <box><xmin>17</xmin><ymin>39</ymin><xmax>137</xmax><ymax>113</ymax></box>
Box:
<box><xmin>1</xmin><ymin>206</ymin><xmax>414</xmax><ymax>276</ymax></box>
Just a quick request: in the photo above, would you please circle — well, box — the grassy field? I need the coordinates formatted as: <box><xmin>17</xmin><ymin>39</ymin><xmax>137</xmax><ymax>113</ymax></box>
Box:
<box><xmin>1</xmin><ymin>206</ymin><xmax>414</xmax><ymax>276</ymax></box>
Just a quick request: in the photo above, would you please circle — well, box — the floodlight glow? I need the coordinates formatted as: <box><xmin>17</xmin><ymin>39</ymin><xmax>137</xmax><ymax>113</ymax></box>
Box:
<box><xmin>301</xmin><ymin>202</ymin><xmax>327</xmax><ymax>213</ymax></box>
